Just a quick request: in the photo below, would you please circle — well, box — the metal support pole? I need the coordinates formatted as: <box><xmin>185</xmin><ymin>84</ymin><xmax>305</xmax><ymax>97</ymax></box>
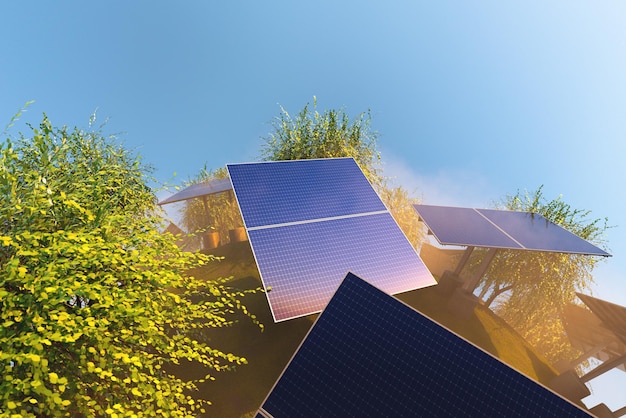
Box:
<box><xmin>202</xmin><ymin>195</ymin><xmax>210</xmax><ymax>226</ymax></box>
<box><xmin>454</xmin><ymin>246</ymin><xmax>475</xmax><ymax>276</ymax></box>
<box><xmin>463</xmin><ymin>248</ymin><xmax>498</xmax><ymax>293</ymax></box>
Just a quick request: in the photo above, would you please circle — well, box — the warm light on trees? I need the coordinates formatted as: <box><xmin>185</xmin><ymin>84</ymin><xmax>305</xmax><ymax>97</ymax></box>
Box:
<box><xmin>475</xmin><ymin>186</ymin><xmax>610</xmax><ymax>364</ymax></box>
<box><xmin>259</xmin><ymin>98</ymin><xmax>425</xmax><ymax>247</ymax></box>
<box><xmin>260</xmin><ymin>97</ymin><xmax>382</xmax><ymax>186</ymax></box>
<box><xmin>179</xmin><ymin>166</ymin><xmax>243</xmax><ymax>249</ymax></box>
<box><xmin>0</xmin><ymin>115</ymin><xmax>256</xmax><ymax>416</ymax></box>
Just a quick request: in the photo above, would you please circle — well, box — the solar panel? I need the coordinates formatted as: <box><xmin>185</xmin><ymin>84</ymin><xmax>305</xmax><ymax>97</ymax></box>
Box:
<box><xmin>414</xmin><ymin>204</ymin><xmax>523</xmax><ymax>248</ymax></box>
<box><xmin>227</xmin><ymin>158</ymin><xmax>386</xmax><ymax>228</ymax></box>
<box><xmin>477</xmin><ymin>209</ymin><xmax>610</xmax><ymax>256</ymax></box>
<box><xmin>248</xmin><ymin>213</ymin><xmax>432</xmax><ymax>321</ymax></box>
<box><xmin>413</xmin><ymin>204</ymin><xmax>610</xmax><ymax>256</ymax></box>
<box><xmin>228</xmin><ymin>158</ymin><xmax>435</xmax><ymax>322</ymax></box>
<box><xmin>158</xmin><ymin>177</ymin><xmax>233</xmax><ymax>205</ymax></box>
<box><xmin>577</xmin><ymin>293</ymin><xmax>626</xmax><ymax>346</ymax></box>
<box><xmin>257</xmin><ymin>272</ymin><xmax>591</xmax><ymax>417</ymax></box>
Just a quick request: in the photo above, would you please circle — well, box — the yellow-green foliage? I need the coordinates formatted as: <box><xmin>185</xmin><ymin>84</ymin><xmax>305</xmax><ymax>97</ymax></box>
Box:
<box><xmin>475</xmin><ymin>186</ymin><xmax>610</xmax><ymax>364</ymax></box>
<box><xmin>260</xmin><ymin>97</ymin><xmax>382</xmax><ymax>186</ymax></box>
<box><xmin>180</xmin><ymin>167</ymin><xmax>243</xmax><ymax>246</ymax></box>
<box><xmin>259</xmin><ymin>98</ymin><xmax>425</xmax><ymax>248</ymax></box>
<box><xmin>0</xmin><ymin>116</ymin><xmax>252</xmax><ymax>417</ymax></box>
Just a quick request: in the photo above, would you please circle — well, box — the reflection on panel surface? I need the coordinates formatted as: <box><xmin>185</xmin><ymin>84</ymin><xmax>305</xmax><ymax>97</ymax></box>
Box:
<box><xmin>477</xmin><ymin>209</ymin><xmax>609</xmax><ymax>256</ymax></box>
<box><xmin>228</xmin><ymin>158</ymin><xmax>435</xmax><ymax>322</ymax></box>
<box><xmin>414</xmin><ymin>204</ymin><xmax>522</xmax><ymax>248</ymax></box>
<box><xmin>249</xmin><ymin>213</ymin><xmax>434</xmax><ymax>322</ymax></box>
<box><xmin>228</xmin><ymin>158</ymin><xmax>386</xmax><ymax>228</ymax></box>
<box><xmin>414</xmin><ymin>204</ymin><xmax>610</xmax><ymax>256</ymax></box>
<box><xmin>258</xmin><ymin>273</ymin><xmax>591</xmax><ymax>418</ymax></box>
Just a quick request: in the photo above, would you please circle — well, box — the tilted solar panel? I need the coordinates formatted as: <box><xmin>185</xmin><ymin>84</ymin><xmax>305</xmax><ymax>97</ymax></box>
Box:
<box><xmin>413</xmin><ymin>204</ymin><xmax>523</xmax><ymax>248</ymax></box>
<box><xmin>228</xmin><ymin>158</ymin><xmax>435</xmax><ymax>322</ymax></box>
<box><xmin>477</xmin><ymin>209</ymin><xmax>610</xmax><ymax>256</ymax></box>
<box><xmin>227</xmin><ymin>158</ymin><xmax>386</xmax><ymax>228</ymax></box>
<box><xmin>248</xmin><ymin>213</ymin><xmax>432</xmax><ymax>321</ymax></box>
<box><xmin>257</xmin><ymin>272</ymin><xmax>591</xmax><ymax>418</ymax></box>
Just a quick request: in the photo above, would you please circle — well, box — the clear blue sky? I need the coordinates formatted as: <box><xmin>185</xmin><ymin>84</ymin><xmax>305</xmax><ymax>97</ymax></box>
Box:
<box><xmin>2</xmin><ymin>1</ymin><xmax>625</xmax><ymax>411</ymax></box>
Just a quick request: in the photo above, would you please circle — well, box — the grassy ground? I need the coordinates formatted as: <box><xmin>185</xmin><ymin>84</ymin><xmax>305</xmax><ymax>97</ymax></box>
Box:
<box><xmin>183</xmin><ymin>241</ymin><xmax>562</xmax><ymax>417</ymax></box>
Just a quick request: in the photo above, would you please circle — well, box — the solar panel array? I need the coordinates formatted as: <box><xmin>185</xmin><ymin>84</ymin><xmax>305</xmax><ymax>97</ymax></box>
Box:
<box><xmin>228</xmin><ymin>158</ymin><xmax>435</xmax><ymax>322</ymax></box>
<box><xmin>158</xmin><ymin>177</ymin><xmax>233</xmax><ymax>205</ymax></box>
<box><xmin>577</xmin><ymin>293</ymin><xmax>626</xmax><ymax>346</ymax></box>
<box><xmin>257</xmin><ymin>272</ymin><xmax>591</xmax><ymax>418</ymax></box>
<box><xmin>414</xmin><ymin>204</ymin><xmax>610</xmax><ymax>256</ymax></box>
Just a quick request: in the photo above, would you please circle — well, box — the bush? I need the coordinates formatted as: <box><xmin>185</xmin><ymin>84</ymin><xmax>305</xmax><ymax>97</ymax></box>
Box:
<box><xmin>0</xmin><ymin>115</ymin><xmax>255</xmax><ymax>416</ymax></box>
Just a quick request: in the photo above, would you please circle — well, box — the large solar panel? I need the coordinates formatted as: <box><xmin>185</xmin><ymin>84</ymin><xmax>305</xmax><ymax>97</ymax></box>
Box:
<box><xmin>158</xmin><ymin>177</ymin><xmax>233</xmax><ymax>205</ymax></box>
<box><xmin>228</xmin><ymin>158</ymin><xmax>435</xmax><ymax>322</ymax></box>
<box><xmin>577</xmin><ymin>293</ymin><xmax>626</xmax><ymax>346</ymax></box>
<box><xmin>257</xmin><ymin>272</ymin><xmax>591</xmax><ymax>417</ymax></box>
<box><xmin>227</xmin><ymin>158</ymin><xmax>386</xmax><ymax>228</ymax></box>
<box><xmin>414</xmin><ymin>204</ymin><xmax>610</xmax><ymax>256</ymax></box>
<box><xmin>248</xmin><ymin>213</ymin><xmax>431</xmax><ymax>321</ymax></box>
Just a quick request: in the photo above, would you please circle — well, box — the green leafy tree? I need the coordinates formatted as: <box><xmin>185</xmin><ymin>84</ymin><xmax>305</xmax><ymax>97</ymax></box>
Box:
<box><xmin>377</xmin><ymin>183</ymin><xmax>425</xmax><ymax>248</ymax></box>
<box><xmin>179</xmin><ymin>167</ymin><xmax>243</xmax><ymax>249</ymax></box>
<box><xmin>261</xmin><ymin>97</ymin><xmax>382</xmax><ymax>186</ymax></box>
<box><xmin>473</xmin><ymin>186</ymin><xmax>610</xmax><ymax>364</ymax></box>
<box><xmin>0</xmin><ymin>115</ymin><xmax>255</xmax><ymax>416</ymax></box>
<box><xmin>260</xmin><ymin>98</ymin><xmax>425</xmax><ymax>247</ymax></box>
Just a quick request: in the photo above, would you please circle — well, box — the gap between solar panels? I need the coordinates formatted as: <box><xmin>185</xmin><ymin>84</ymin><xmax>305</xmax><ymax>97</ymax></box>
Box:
<box><xmin>227</xmin><ymin>158</ymin><xmax>436</xmax><ymax>322</ymax></box>
<box><xmin>257</xmin><ymin>272</ymin><xmax>592</xmax><ymax>417</ymax></box>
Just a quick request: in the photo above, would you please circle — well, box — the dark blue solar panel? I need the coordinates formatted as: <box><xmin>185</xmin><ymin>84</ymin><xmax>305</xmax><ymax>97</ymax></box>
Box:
<box><xmin>477</xmin><ymin>209</ymin><xmax>610</xmax><ymax>256</ymax></box>
<box><xmin>413</xmin><ymin>204</ymin><xmax>523</xmax><ymax>248</ymax></box>
<box><xmin>249</xmin><ymin>213</ymin><xmax>434</xmax><ymax>322</ymax></box>
<box><xmin>227</xmin><ymin>158</ymin><xmax>386</xmax><ymax>228</ymax></box>
<box><xmin>258</xmin><ymin>273</ymin><xmax>591</xmax><ymax>417</ymax></box>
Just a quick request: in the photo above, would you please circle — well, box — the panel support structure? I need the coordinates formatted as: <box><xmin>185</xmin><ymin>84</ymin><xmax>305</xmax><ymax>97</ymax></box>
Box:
<box><xmin>454</xmin><ymin>246</ymin><xmax>474</xmax><ymax>276</ymax></box>
<box><xmin>463</xmin><ymin>248</ymin><xmax>498</xmax><ymax>293</ymax></box>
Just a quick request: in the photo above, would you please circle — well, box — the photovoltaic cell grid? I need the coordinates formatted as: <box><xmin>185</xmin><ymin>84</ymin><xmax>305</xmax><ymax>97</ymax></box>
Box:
<box><xmin>248</xmin><ymin>213</ymin><xmax>432</xmax><ymax>321</ymax></box>
<box><xmin>227</xmin><ymin>158</ymin><xmax>386</xmax><ymax>228</ymax></box>
<box><xmin>414</xmin><ymin>204</ymin><xmax>610</xmax><ymax>256</ymax></box>
<box><xmin>577</xmin><ymin>293</ymin><xmax>626</xmax><ymax>345</ymax></box>
<box><xmin>227</xmin><ymin>158</ymin><xmax>436</xmax><ymax>322</ymax></box>
<box><xmin>257</xmin><ymin>273</ymin><xmax>591</xmax><ymax>418</ymax></box>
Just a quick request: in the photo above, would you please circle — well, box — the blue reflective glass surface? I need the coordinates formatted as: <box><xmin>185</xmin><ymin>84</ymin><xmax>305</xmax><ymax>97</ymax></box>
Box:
<box><xmin>227</xmin><ymin>158</ymin><xmax>386</xmax><ymax>228</ymax></box>
<box><xmin>249</xmin><ymin>213</ymin><xmax>435</xmax><ymax>322</ymax></box>
<box><xmin>477</xmin><ymin>209</ymin><xmax>610</xmax><ymax>256</ymax></box>
<box><xmin>413</xmin><ymin>204</ymin><xmax>523</xmax><ymax>248</ymax></box>
<box><xmin>259</xmin><ymin>273</ymin><xmax>591</xmax><ymax>417</ymax></box>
